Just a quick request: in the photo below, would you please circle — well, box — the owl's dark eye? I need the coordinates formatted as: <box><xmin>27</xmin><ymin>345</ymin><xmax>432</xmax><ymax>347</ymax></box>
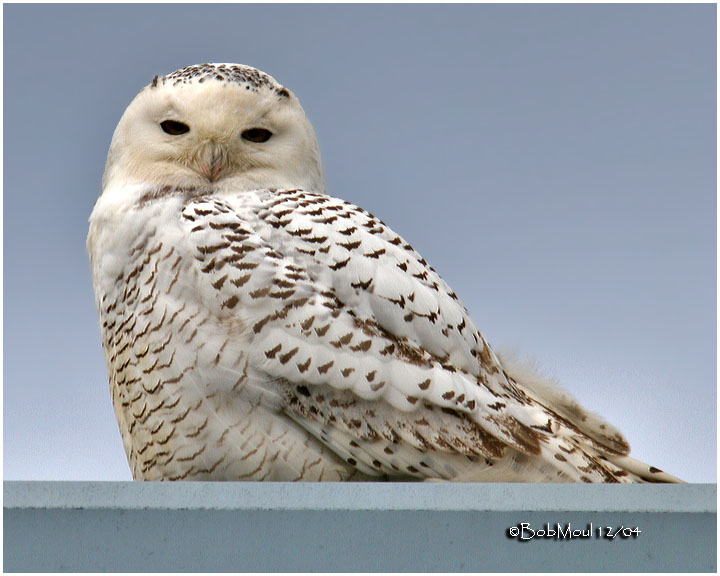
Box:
<box><xmin>242</xmin><ymin>128</ymin><xmax>273</xmax><ymax>143</ymax></box>
<box><xmin>160</xmin><ymin>120</ymin><xmax>190</xmax><ymax>135</ymax></box>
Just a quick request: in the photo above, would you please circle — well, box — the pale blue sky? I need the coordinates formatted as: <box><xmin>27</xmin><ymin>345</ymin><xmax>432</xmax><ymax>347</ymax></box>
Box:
<box><xmin>4</xmin><ymin>4</ymin><xmax>716</xmax><ymax>481</ymax></box>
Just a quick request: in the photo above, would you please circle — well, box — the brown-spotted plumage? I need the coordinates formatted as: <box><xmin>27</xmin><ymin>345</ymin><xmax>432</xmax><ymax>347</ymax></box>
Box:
<box><xmin>88</xmin><ymin>64</ymin><xmax>682</xmax><ymax>482</ymax></box>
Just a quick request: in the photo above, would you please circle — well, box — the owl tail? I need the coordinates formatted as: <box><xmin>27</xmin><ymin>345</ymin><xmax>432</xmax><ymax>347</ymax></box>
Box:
<box><xmin>605</xmin><ymin>454</ymin><xmax>685</xmax><ymax>483</ymax></box>
<box><xmin>496</xmin><ymin>351</ymin><xmax>685</xmax><ymax>483</ymax></box>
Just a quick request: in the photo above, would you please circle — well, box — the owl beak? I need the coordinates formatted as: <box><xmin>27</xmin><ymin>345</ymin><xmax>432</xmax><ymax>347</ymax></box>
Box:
<box><xmin>197</xmin><ymin>142</ymin><xmax>225</xmax><ymax>182</ymax></box>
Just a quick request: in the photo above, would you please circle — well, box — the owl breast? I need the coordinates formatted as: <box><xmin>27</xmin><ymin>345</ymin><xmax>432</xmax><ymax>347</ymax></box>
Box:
<box><xmin>89</xmin><ymin>190</ymin><xmax>363</xmax><ymax>481</ymax></box>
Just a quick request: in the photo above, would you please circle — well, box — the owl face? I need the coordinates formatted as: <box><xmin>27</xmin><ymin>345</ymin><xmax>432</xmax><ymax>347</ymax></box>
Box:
<box><xmin>102</xmin><ymin>64</ymin><xmax>325</xmax><ymax>196</ymax></box>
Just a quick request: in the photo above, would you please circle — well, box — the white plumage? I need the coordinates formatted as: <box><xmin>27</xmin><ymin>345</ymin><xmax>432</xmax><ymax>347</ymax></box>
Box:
<box><xmin>88</xmin><ymin>64</ymin><xmax>681</xmax><ymax>482</ymax></box>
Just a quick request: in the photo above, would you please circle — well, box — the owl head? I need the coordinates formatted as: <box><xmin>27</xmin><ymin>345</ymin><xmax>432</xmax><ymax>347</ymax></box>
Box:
<box><xmin>102</xmin><ymin>63</ymin><xmax>325</xmax><ymax>196</ymax></box>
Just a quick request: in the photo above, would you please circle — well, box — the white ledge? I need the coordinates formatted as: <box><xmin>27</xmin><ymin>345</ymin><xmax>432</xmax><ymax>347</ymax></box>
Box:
<box><xmin>4</xmin><ymin>480</ymin><xmax>714</xmax><ymax>512</ymax></box>
<box><xmin>4</xmin><ymin>481</ymin><xmax>716</xmax><ymax>572</ymax></box>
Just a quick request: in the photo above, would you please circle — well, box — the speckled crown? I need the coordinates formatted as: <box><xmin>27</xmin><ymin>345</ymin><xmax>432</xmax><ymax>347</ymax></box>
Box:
<box><xmin>151</xmin><ymin>63</ymin><xmax>290</xmax><ymax>98</ymax></box>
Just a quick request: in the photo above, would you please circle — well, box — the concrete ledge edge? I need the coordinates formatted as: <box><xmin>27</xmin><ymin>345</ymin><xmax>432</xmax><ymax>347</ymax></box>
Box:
<box><xmin>4</xmin><ymin>481</ymin><xmax>715</xmax><ymax>513</ymax></box>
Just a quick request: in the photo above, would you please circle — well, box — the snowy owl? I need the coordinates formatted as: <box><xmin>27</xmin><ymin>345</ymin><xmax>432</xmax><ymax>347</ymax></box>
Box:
<box><xmin>88</xmin><ymin>63</ymin><xmax>681</xmax><ymax>482</ymax></box>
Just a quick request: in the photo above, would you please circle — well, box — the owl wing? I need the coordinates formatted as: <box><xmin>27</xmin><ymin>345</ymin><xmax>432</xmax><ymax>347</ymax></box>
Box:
<box><xmin>180</xmin><ymin>188</ymin><xmax>629</xmax><ymax>480</ymax></box>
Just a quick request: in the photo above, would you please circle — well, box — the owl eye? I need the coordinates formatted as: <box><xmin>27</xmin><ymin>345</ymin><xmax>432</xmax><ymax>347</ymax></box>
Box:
<box><xmin>242</xmin><ymin>128</ymin><xmax>273</xmax><ymax>143</ymax></box>
<box><xmin>160</xmin><ymin>120</ymin><xmax>190</xmax><ymax>135</ymax></box>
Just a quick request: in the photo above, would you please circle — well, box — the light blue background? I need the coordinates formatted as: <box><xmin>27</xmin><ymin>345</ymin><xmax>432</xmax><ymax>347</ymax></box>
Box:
<box><xmin>4</xmin><ymin>4</ymin><xmax>716</xmax><ymax>481</ymax></box>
